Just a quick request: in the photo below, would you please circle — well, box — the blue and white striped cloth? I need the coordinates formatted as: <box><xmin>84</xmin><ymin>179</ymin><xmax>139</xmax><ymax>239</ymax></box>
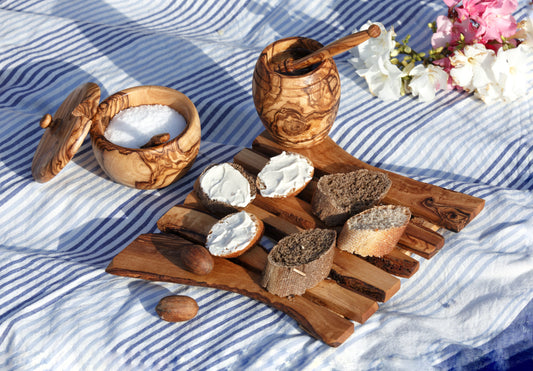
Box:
<box><xmin>1</xmin><ymin>1</ymin><xmax>532</xmax><ymax>369</ymax></box>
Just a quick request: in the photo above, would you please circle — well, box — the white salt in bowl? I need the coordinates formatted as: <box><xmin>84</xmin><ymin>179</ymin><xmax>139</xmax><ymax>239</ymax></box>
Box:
<box><xmin>90</xmin><ymin>85</ymin><xmax>201</xmax><ymax>189</ymax></box>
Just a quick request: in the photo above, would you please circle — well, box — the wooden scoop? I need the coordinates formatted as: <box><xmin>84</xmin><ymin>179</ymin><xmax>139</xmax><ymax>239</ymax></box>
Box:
<box><xmin>277</xmin><ymin>24</ymin><xmax>381</xmax><ymax>74</ymax></box>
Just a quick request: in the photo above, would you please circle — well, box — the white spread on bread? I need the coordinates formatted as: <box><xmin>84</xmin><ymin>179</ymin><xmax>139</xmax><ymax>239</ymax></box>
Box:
<box><xmin>206</xmin><ymin>211</ymin><xmax>258</xmax><ymax>256</ymax></box>
<box><xmin>199</xmin><ymin>163</ymin><xmax>253</xmax><ymax>207</ymax></box>
<box><xmin>257</xmin><ymin>151</ymin><xmax>313</xmax><ymax>197</ymax></box>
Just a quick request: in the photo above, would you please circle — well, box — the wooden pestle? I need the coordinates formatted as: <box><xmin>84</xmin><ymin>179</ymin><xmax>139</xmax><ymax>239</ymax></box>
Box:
<box><xmin>277</xmin><ymin>24</ymin><xmax>381</xmax><ymax>74</ymax></box>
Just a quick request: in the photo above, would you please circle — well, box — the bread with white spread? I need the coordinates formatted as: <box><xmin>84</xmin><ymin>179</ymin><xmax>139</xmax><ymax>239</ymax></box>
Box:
<box><xmin>256</xmin><ymin>151</ymin><xmax>314</xmax><ymax>198</ymax></box>
<box><xmin>194</xmin><ymin>163</ymin><xmax>256</xmax><ymax>215</ymax></box>
<box><xmin>205</xmin><ymin>211</ymin><xmax>264</xmax><ymax>258</ymax></box>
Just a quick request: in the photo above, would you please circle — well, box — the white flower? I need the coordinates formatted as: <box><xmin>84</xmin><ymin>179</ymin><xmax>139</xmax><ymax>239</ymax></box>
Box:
<box><xmin>521</xmin><ymin>9</ymin><xmax>533</xmax><ymax>49</ymax></box>
<box><xmin>358</xmin><ymin>55</ymin><xmax>404</xmax><ymax>101</ymax></box>
<box><xmin>491</xmin><ymin>44</ymin><xmax>531</xmax><ymax>102</ymax></box>
<box><xmin>348</xmin><ymin>21</ymin><xmax>396</xmax><ymax>69</ymax></box>
<box><xmin>474</xmin><ymin>81</ymin><xmax>504</xmax><ymax>104</ymax></box>
<box><xmin>449</xmin><ymin>43</ymin><xmax>496</xmax><ymax>92</ymax></box>
<box><xmin>408</xmin><ymin>64</ymin><xmax>448</xmax><ymax>102</ymax></box>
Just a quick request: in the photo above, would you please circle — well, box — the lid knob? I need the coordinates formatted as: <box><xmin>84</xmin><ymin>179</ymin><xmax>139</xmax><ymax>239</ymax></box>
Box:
<box><xmin>39</xmin><ymin>114</ymin><xmax>53</xmax><ymax>129</ymax></box>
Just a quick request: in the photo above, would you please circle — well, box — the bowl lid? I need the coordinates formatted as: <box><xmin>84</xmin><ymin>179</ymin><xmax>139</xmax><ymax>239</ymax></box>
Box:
<box><xmin>31</xmin><ymin>82</ymin><xmax>101</xmax><ymax>182</ymax></box>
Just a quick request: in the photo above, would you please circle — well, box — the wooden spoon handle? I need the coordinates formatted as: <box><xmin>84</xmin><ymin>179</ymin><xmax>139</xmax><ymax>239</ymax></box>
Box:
<box><xmin>281</xmin><ymin>24</ymin><xmax>380</xmax><ymax>73</ymax></box>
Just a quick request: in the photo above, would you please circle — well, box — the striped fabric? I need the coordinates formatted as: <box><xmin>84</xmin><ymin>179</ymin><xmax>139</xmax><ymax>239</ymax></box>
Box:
<box><xmin>0</xmin><ymin>0</ymin><xmax>532</xmax><ymax>369</ymax></box>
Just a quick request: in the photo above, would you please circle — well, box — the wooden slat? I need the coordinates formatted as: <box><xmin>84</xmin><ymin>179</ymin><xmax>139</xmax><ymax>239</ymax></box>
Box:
<box><xmin>106</xmin><ymin>233</ymin><xmax>354</xmax><ymax>347</ymax></box>
<box><xmin>251</xmin><ymin>131</ymin><xmax>485</xmax><ymax>232</ymax></box>
<box><xmin>361</xmin><ymin>249</ymin><xmax>419</xmax><ymax>278</ymax></box>
<box><xmin>399</xmin><ymin>223</ymin><xmax>445</xmax><ymax>259</ymax></box>
<box><xmin>330</xmin><ymin>249</ymin><xmax>400</xmax><ymax>302</ymax></box>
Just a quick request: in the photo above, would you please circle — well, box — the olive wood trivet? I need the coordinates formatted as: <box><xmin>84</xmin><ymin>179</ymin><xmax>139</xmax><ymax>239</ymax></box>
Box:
<box><xmin>106</xmin><ymin>132</ymin><xmax>485</xmax><ymax>347</ymax></box>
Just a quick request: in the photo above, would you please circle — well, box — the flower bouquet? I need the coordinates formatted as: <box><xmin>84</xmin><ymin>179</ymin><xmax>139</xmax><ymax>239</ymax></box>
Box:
<box><xmin>349</xmin><ymin>0</ymin><xmax>533</xmax><ymax>103</ymax></box>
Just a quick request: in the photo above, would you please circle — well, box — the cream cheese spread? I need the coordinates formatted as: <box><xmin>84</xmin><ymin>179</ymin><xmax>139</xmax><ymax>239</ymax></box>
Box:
<box><xmin>199</xmin><ymin>163</ymin><xmax>253</xmax><ymax>207</ymax></box>
<box><xmin>257</xmin><ymin>151</ymin><xmax>313</xmax><ymax>197</ymax></box>
<box><xmin>206</xmin><ymin>211</ymin><xmax>258</xmax><ymax>256</ymax></box>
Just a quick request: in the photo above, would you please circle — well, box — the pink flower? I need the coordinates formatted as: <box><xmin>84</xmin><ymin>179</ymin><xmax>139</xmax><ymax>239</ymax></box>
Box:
<box><xmin>476</xmin><ymin>4</ymin><xmax>518</xmax><ymax>43</ymax></box>
<box><xmin>434</xmin><ymin>0</ymin><xmax>519</xmax><ymax>50</ymax></box>
<box><xmin>431</xmin><ymin>15</ymin><xmax>454</xmax><ymax>48</ymax></box>
<box><xmin>477</xmin><ymin>14</ymin><xmax>517</xmax><ymax>42</ymax></box>
<box><xmin>431</xmin><ymin>15</ymin><xmax>477</xmax><ymax>49</ymax></box>
<box><xmin>456</xmin><ymin>1</ymin><xmax>488</xmax><ymax>22</ymax></box>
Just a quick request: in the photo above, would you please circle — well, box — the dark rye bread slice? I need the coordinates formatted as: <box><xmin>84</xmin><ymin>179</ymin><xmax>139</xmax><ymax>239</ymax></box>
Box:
<box><xmin>194</xmin><ymin>163</ymin><xmax>257</xmax><ymax>215</ymax></box>
<box><xmin>311</xmin><ymin>169</ymin><xmax>392</xmax><ymax>227</ymax></box>
<box><xmin>338</xmin><ymin>205</ymin><xmax>411</xmax><ymax>257</ymax></box>
<box><xmin>261</xmin><ymin>229</ymin><xmax>336</xmax><ymax>297</ymax></box>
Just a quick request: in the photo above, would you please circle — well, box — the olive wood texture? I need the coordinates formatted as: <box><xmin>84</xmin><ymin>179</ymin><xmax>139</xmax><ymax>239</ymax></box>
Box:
<box><xmin>140</xmin><ymin>133</ymin><xmax>170</xmax><ymax>148</ymax></box>
<box><xmin>252</xmin><ymin>37</ymin><xmax>340</xmax><ymax>148</ymax></box>
<box><xmin>176</xmin><ymin>193</ymin><xmax>401</xmax><ymax>302</ymax></box>
<box><xmin>90</xmin><ymin>86</ymin><xmax>201</xmax><ymax>189</ymax></box>
<box><xmin>32</xmin><ymin>82</ymin><xmax>101</xmax><ymax>182</ymax></box>
<box><xmin>105</xmin><ymin>233</ymin><xmax>354</xmax><ymax>347</ymax></box>
<box><xmin>233</xmin><ymin>148</ymin><xmax>430</xmax><ymax>264</ymax></box>
<box><xmin>157</xmin><ymin>203</ymin><xmax>378</xmax><ymax>322</ymax></box>
<box><xmin>277</xmin><ymin>25</ymin><xmax>381</xmax><ymax>74</ymax></box>
<box><xmin>252</xmin><ymin>131</ymin><xmax>485</xmax><ymax>232</ymax></box>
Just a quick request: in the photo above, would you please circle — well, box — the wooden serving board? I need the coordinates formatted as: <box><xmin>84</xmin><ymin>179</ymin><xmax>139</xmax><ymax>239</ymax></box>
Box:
<box><xmin>106</xmin><ymin>132</ymin><xmax>485</xmax><ymax>347</ymax></box>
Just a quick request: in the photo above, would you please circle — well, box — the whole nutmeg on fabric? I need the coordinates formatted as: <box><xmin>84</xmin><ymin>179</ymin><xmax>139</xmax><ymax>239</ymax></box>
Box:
<box><xmin>156</xmin><ymin>295</ymin><xmax>199</xmax><ymax>322</ymax></box>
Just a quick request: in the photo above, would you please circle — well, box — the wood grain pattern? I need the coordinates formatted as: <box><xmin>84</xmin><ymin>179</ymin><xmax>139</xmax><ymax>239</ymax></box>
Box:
<box><xmin>330</xmin><ymin>249</ymin><xmax>400</xmax><ymax>303</ymax></box>
<box><xmin>90</xmin><ymin>85</ymin><xmax>201</xmax><ymax>189</ymax></box>
<box><xmin>252</xmin><ymin>131</ymin><xmax>485</xmax><ymax>232</ymax></box>
<box><xmin>252</xmin><ymin>37</ymin><xmax>340</xmax><ymax>148</ymax></box>
<box><xmin>105</xmin><ymin>233</ymin><xmax>354</xmax><ymax>347</ymax></box>
<box><xmin>32</xmin><ymin>82</ymin><xmax>101</xmax><ymax>182</ymax></box>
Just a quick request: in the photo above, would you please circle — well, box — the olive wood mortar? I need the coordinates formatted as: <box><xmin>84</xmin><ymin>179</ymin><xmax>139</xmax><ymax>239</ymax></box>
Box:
<box><xmin>252</xmin><ymin>26</ymin><xmax>380</xmax><ymax>148</ymax></box>
<box><xmin>90</xmin><ymin>86</ymin><xmax>201</xmax><ymax>189</ymax></box>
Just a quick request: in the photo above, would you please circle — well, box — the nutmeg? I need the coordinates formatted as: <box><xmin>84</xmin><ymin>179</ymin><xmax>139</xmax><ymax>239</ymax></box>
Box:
<box><xmin>156</xmin><ymin>295</ymin><xmax>199</xmax><ymax>322</ymax></box>
<box><xmin>174</xmin><ymin>243</ymin><xmax>214</xmax><ymax>276</ymax></box>
<box><xmin>146</xmin><ymin>234</ymin><xmax>214</xmax><ymax>276</ymax></box>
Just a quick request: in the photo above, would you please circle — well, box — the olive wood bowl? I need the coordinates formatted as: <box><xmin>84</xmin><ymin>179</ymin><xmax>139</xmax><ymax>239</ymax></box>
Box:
<box><xmin>90</xmin><ymin>86</ymin><xmax>201</xmax><ymax>189</ymax></box>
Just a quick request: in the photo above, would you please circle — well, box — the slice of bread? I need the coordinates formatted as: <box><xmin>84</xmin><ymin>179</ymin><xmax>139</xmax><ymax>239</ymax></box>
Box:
<box><xmin>311</xmin><ymin>169</ymin><xmax>392</xmax><ymax>226</ymax></box>
<box><xmin>256</xmin><ymin>151</ymin><xmax>314</xmax><ymax>198</ymax></box>
<box><xmin>261</xmin><ymin>228</ymin><xmax>336</xmax><ymax>297</ymax></box>
<box><xmin>194</xmin><ymin>163</ymin><xmax>256</xmax><ymax>215</ymax></box>
<box><xmin>337</xmin><ymin>205</ymin><xmax>411</xmax><ymax>257</ymax></box>
<box><xmin>205</xmin><ymin>211</ymin><xmax>264</xmax><ymax>258</ymax></box>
